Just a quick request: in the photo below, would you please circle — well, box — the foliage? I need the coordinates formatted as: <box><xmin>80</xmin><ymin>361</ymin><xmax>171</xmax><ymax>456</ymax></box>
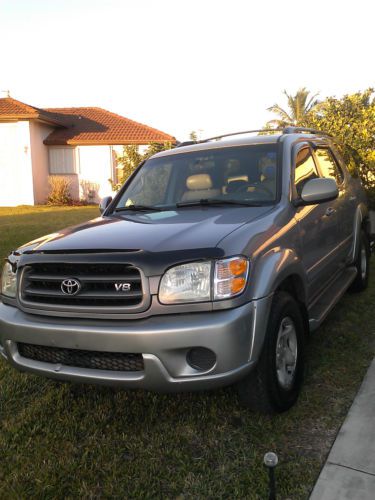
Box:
<box><xmin>46</xmin><ymin>176</ymin><xmax>73</xmax><ymax>205</ymax></box>
<box><xmin>267</xmin><ymin>87</ymin><xmax>319</xmax><ymax>127</ymax></box>
<box><xmin>111</xmin><ymin>142</ymin><xmax>174</xmax><ymax>191</ymax></box>
<box><xmin>302</xmin><ymin>88</ymin><xmax>375</xmax><ymax>207</ymax></box>
<box><xmin>189</xmin><ymin>130</ymin><xmax>198</xmax><ymax>141</ymax></box>
<box><xmin>189</xmin><ymin>130</ymin><xmax>204</xmax><ymax>141</ymax></box>
<box><xmin>80</xmin><ymin>180</ymin><xmax>100</xmax><ymax>204</ymax></box>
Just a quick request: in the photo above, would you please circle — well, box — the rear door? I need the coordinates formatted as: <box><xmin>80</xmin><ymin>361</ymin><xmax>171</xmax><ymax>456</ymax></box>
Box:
<box><xmin>313</xmin><ymin>146</ymin><xmax>353</xmax><ymax>264</ymax></box>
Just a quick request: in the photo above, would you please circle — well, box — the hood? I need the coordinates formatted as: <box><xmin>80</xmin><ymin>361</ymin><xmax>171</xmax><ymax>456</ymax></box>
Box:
<box><xmin>17</xmin><ymin>206</ymin><xmax>274</xmax><ymax>255</ymax></box>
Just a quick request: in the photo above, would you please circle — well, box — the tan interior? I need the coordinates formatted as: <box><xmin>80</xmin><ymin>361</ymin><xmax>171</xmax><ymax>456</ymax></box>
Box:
<box><xmin>182</xmin><ymin>174</ymin><xmax>221</xmax><ymax>201</ymax></box>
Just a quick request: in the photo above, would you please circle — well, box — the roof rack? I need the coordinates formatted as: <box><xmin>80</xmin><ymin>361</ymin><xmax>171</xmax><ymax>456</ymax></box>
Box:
<box><xmin>176</xmin><ymin>127</ymin><xmax>330</xmax><ymax>147</ymax></box>
<box><xmin>282</xmin><ymin>126</ymin><xmax>332</xmax><ymax>137</ymax></box>
<box><xmin>176</xmin><ymin>129</ymin><xmax>281</xmax><ymax>147</ymax></box>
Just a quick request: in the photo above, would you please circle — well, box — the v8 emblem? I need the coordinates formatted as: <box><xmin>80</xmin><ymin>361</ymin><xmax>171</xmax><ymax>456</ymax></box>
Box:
<box><xmin>114</xmin><ymin>283</ymin><xmax>131</xmax><ymax>292</ymax></box>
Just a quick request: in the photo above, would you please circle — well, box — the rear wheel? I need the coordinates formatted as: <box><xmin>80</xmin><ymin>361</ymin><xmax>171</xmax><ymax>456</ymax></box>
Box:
<box><xmin>349</xmin><ymin>230</ymin><xmax>370</xmax><ymax>293</ymax></box>
<box><xmin>237</xmin><ymin>292</ymin><xmax>305</xmax><ymax>413</ymax></box>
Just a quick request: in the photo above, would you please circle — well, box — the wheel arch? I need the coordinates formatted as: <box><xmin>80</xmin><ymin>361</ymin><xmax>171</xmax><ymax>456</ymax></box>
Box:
<box><xmin>275</xmin><ymin>274</ymin><xmax>310</xmax><ymax>336</ymax></box>
<box><xmin>251</xmin><ymin>248</ymin><xmax>309</xmax><ymax>340</ymax></box>
<box><xmin>252</xmin><ymin>247</ymin><xmax>308</xmax><ymax>303</ymax></box>
<box><xmin>351</xmin><ymin>203</ymin><xmax>369</xmax><ymax>263</ymax></box>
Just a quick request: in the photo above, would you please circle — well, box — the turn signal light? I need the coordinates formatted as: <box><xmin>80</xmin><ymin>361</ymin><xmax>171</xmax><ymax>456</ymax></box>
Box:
<box><xmin>214</xmin><ymin>256</ymin><xmax>249</xmax><ymax>299</ymax></box>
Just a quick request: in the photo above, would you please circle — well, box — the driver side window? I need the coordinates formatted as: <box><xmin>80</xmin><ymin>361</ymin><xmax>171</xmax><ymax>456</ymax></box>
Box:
<box><xmin>294</xmin><ymin>147</ymin><xmax>319</xmax><ymax>196</ymax></box>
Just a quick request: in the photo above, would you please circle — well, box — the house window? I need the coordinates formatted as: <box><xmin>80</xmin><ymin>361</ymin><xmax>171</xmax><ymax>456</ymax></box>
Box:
<box><xmin>49</xmin><ymin>148</ymin><xmax>77</xmax><ymax>174</ymax></box>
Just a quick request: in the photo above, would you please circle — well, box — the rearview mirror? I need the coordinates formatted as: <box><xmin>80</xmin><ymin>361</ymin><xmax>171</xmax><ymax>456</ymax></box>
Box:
<box><xmin>296</xmin><ymin>178</ymin><xmax>338</xmax><ymax>206</ymax></box>
<box><xmin>99</xmin><ymin>196</ymin><xmax>112</xmax><ymax>214</ymax></box>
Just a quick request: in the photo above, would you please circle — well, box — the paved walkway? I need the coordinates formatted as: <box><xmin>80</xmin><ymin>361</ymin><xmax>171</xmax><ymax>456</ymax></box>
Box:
<box><xmin>310</xmin><ymin>358</ymin><xmax>375</xmax><ymax>499</ymax></box>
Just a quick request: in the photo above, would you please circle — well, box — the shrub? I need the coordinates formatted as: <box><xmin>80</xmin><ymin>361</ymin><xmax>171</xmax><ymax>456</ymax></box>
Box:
<box><xmin>46</xmin><ymin>176</ymin><xmax>73</xmax><ymax>205</ymax></box>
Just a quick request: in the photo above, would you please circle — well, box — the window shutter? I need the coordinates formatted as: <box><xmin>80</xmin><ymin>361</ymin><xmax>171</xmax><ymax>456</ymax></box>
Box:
<box><xmin>49</xmin><ymin>148</ymin><xmax>76</xmax><ymax>174</ymax></box>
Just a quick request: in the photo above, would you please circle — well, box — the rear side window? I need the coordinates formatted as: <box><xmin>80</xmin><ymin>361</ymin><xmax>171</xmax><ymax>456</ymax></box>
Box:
<box><xmin>294</xmin><ymin>147</ymin><xmax>319</xmax><ymax>196</ymax></box>
<box><xmin>314</xmin><ymin>148</ymin><xmax>344</xmax><ymax>184</ymax></box>
<box><xmin>335</xmin><ymin>144</ymin><xmax>360</xmax><ymax>178</ymax></box>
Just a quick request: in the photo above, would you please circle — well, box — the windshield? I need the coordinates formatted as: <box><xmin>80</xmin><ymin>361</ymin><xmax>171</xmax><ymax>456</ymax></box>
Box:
<box><xmin>113</xmin><ymin>144</ymin><xmax>279</xmax><ymax>211</ymax></box>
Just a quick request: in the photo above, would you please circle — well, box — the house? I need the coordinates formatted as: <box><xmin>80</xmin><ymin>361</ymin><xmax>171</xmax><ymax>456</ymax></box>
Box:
<box><xmin>0</xmin><ymin>95</ymin><xmax>176</xmax><ymax>206</ymax></box>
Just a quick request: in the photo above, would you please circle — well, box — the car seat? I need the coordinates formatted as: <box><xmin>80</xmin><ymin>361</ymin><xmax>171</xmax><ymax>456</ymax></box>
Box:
<box><xmin>181</xmin><ymin>174</ymin><xmax>221</xmax><ymax>201</ymax></box>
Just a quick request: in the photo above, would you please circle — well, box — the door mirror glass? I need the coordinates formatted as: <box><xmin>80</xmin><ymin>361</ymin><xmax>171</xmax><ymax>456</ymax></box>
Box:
<box><xmin>99</xmin><ymin>196</ymin><xmax>112</xmax><ymax>214</ymax></box>
<box><xmin>299</xmin><ymin>178</ymin><xmax>338</xmax><ymax>205</ymax></box>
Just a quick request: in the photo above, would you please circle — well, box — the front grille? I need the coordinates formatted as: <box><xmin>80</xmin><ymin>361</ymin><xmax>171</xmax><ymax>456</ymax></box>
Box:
<box><xmin>20</xmin><ymin>263</ymin><xmax>144</xmax><ymax>309</ymax></box>
<box><xmin>18</xmin><ymin>343</ymin><xmax>144</xmax><ymax>371</ymax></box>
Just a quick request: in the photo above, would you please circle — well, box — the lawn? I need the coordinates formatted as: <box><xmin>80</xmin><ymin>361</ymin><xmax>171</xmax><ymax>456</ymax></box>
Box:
<box><xmin>0</xmin><ymin>206</ymin><xmax>374</xmax><ymax>499</ymax></box>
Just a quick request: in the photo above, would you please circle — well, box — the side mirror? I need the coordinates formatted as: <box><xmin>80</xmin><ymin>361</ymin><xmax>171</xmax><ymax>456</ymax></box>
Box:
<box><xmin>296</xmin><ymin>178</ymin><xmax>338</xmax><ymax>206</ymax></box>
<box><xmin>99</xmin><ymin>196</ymin><xmax>112</xmax><ymax>214</ymax></box>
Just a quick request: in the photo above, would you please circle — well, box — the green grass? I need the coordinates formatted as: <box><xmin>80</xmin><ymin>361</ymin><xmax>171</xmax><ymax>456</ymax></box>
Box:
<box><xmin>0</xmin><ymin>206</ymin><xmax>374</xmax><ymax>499</ymax></box>
<box><xmin>0</xmin><ymin>205</ymin><xmax>99</xmax><ymax>260</ymax></box>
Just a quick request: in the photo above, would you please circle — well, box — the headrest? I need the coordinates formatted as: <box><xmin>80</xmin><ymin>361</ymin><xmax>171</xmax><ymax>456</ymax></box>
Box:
<box><xmin>186</xmin><ymin>174</ymin><xmax>213</xmax><ymax>190</ymax></box>
<box><xmin>263</xmin><ymin>165</ymin><xmax>276</xmax><ymax>179</ymax></box>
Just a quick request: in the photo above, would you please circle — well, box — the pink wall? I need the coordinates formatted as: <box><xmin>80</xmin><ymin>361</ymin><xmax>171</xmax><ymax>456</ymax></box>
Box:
<box><xmin>29</xmin><ymin>121</ymin><xmax>55</xmax><ymax>204</ymax></box>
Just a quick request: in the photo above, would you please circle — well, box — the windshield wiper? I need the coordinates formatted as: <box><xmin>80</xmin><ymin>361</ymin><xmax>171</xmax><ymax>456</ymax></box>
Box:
<box><xmin>176</xmin><ymin>199</ymin><xmax>263</xmax><ymax>208</ymax></box>
<box><xmin>113</xmin><ymin>204</ymin><xmax>165</xmax><ymax>213</ymax></box>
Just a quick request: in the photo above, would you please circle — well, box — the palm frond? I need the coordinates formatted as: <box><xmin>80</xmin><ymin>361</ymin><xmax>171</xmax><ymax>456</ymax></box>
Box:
<box><xmin>268</xmin><ymin>88</ymin><xmax>320</xmax><ymax>126</ymax></box>
<box><xmin>267</xmin><ymin>104</ymin><xmax>293</xmax><ymax>124</ymax></box>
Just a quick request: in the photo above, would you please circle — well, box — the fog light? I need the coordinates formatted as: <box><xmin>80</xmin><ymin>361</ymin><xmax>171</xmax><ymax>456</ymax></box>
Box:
<box><xmin>186</xmin><ymin>347</ymin><xmax>216</xmax><ymax>371</ymax></box>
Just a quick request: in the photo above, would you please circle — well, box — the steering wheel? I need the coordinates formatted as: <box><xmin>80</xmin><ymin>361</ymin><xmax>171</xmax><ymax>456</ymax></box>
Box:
<box><xmin>237</xmin><ymin>183</ymin><xmax>274</xmax><ymax>198</ymax></box>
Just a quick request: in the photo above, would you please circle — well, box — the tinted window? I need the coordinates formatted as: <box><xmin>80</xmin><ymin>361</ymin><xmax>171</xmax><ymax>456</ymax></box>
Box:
<box><xmin>315</xmin><ymin>148</ymin><xmax>344</xmax><ymax>184</ymax></box>
<box><xmin>294</xmin><ymin>147</ymin><xmax>319</xmax><ymax>196</ymax></box>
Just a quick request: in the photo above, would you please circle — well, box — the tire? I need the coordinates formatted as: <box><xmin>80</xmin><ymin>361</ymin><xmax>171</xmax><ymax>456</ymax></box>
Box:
<box><xmin>349</xmin><ymin>230</ymin><xmax>370</xmax><ymax>293</ymax></box>
<box><xmin>237</xmin><ymin>292</ymin><xmax>305</xmax><ymax>414</ymax></box>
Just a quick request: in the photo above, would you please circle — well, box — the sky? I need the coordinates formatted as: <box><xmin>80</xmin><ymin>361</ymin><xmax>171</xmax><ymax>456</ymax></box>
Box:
<box><xmin>0</xmin><ymin>0</ymin><xmax>374</xmax><ymax>141</ymax></box>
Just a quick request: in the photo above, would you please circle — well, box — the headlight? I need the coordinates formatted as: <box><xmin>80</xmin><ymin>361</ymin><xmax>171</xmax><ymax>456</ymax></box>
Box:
<box><xmin>1</xmin><ymin>261</ymin><xmax>17</xmax><ymax>298</ymax></box>
<box><xmin>159</xmin><ymin>261</ymin><xmax>212</xmax><ymax>304</ymax></box>
<box><xmin>159</xmin><ymin>256</ymin><xmax>249</xmax><ymax>304</ymax></box>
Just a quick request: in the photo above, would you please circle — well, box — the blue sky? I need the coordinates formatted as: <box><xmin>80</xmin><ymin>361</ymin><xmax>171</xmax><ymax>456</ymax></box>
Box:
<box><xmin>0</xmin><ymin>0</ymin><xmax>374</xmax><ymax>140</ymax></box>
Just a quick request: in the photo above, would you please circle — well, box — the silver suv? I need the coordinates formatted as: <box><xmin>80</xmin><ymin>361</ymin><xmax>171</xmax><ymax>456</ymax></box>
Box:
<box><xmin>0</xmin><ymin>127</ymin><xmax>371</xmax><ymax>413</ymax></box>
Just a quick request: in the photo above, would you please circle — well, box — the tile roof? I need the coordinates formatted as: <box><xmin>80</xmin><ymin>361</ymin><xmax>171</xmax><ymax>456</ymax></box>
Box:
<box><xmin>43</xmin><ymin>107</ymin><xmax>176</xmax><ymax>145</ymax></box>
<box><xmin>0</xmin><ymin>97</ymin><xmax>176</xmax><ymax>145</ymax></box>
<box><xmin>0</xmin><ymin>97</ymin><xmax>65</xmax><ymax>126</ymax></box>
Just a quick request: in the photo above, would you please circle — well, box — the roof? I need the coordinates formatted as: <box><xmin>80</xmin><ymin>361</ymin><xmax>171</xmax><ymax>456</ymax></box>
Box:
<box><xmin>153</xmin><ymin>133</ymin><xmax>280</xmax><ymax>159</ymax></box>
<box><xmin>43</xmin><ymin>107</ymin><xmax>176</xmax><ymax>146</ymax></box>
<box><xmin>0</xmin><ymin>97</ymin><xmax>176</xmax><ymax>145</ymax></box>
<box><xmin>154</xmin><ymin>127</ymin><xmax>332</xmax><ymax>159</ymax></box>
<box><xmin>0</xmin><ymin>97</ymin><xmax>65</xmax><ymax>126</ymax></box>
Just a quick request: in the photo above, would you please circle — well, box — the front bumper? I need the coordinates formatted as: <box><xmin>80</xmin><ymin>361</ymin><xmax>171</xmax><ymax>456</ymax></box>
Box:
<box><xmin>0</xmin><ymin>297</ymin><xmax>271</xmax><ymax>391</ymax></box>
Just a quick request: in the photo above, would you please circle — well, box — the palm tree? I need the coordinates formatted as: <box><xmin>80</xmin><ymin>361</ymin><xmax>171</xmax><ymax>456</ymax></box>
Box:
<box><xmin>267</xmin><ymin>88</ymin><xmax>319</xmax><ymax>128</ymax></box>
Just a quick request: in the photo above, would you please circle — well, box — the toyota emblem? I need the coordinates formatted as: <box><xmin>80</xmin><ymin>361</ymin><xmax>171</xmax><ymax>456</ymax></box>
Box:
<box><xmin>61</xmin><ymin>278</ymin><xmax>81</xmax><ymax>296</ymax></box>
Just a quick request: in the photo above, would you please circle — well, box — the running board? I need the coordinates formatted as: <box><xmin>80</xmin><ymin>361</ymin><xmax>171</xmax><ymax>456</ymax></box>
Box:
<box><xmin>308</xmin><ymin>267</ymin><xmax>357</xmax><ymax>332</ymax></box>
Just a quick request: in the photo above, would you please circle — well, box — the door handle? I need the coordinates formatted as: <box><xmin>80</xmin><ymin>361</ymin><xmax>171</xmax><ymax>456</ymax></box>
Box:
<box><xmin>325</xmin><ymin>207</ymin><xmax>336</xmax><ymax>217</ymax></box>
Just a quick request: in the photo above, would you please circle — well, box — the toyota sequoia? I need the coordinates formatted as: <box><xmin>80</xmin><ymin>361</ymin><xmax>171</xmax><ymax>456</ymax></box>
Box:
<box><xmin>0</xmin><ymin>127</ymin><xmax>371</xmax><ymax>413</ymax></box>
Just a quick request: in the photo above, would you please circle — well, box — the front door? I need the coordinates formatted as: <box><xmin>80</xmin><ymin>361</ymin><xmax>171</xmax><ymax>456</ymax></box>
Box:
<box><xmin>293</xmin><ymin>144</ymin><xmax>340</xmax><ymax>302</ymax></box>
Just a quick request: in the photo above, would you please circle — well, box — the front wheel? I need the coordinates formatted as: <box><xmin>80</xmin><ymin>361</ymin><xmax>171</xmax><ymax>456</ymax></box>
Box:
<box><xmin>237</xmin><ymin>292</ymin><xmax>305</xmax><ymax>413</ymax></box>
